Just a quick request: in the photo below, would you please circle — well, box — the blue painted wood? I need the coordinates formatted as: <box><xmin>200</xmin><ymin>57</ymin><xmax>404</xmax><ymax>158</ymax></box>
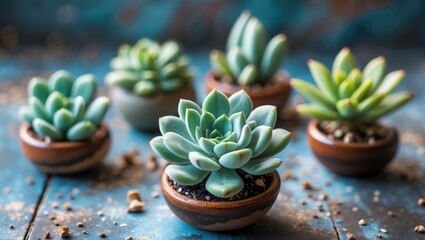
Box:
<box><xmin>0</xmin><ymin>46</ymin><xmax>424</xmax><ymax>239</ymax></box>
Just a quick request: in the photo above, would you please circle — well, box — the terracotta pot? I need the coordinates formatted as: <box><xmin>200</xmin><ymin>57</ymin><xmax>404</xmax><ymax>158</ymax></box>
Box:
<box><xmin>204</xmin><ymin>71</ymin><xmax>291</xmax><ymax>110</ymax></box>
<box><xmin>161</xmin><ymin>171</ymin><xmax>280</xmax><ymax>231</ymax></box>
<box><xmin>19</xmin><ymin>122</ymin><xmax>110</xmax><ymax>174</ymax></box>
<box><xmin>307</xmin><ymin>119</ymin><xmax>399</xmax><ymax>176</ymax></box>
<box><xmin>110</xmin><ymin>84</ymin><xmax>196</xmax><ymax>131</ymax></box>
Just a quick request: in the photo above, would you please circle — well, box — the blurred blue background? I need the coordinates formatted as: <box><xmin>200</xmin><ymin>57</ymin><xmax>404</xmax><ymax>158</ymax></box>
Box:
<box><xmin>0</xmin><ymin>0</ymin><xmax>424</xmax><ymax>51</ymax></box>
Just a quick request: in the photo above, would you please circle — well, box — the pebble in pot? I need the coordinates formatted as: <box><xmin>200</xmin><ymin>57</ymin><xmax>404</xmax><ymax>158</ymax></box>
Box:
<box><xmin>291</xmin><ymin>47</ymin><xmax>413</xmax><ymax>176</ymax></box>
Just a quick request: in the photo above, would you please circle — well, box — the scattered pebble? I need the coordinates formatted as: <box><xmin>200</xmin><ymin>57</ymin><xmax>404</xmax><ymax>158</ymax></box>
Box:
<box><xmin>299</xmin><ymin>199</ymin><xmax>306</xmax><ymax>205</ymax></box>
<box><xmin>380</xmin><ymin>228</ymin><xmax>388</xmax><ymax>233</ymax></box>
<box><xmin>346</xmin><ymin>233</ymin><xmax>355</xmax><ymax>240</ymax></box>
<box><xmin>281</xmin><ymin>171</ymin><xmax>298</xmax><ymax>180</ymax></box>
<box><xmin>44</xmin><ymin>231</ymin><xmax>51</xmax><ymax>238</ymax></box>
<box><xmin>317</xmin><ymin>204</ymin><xmax>324</xmax><ymax>212</ymax></box>
<box><xmin>358</xmin><ymin>219</ymin><xmax>366</xmax><ymax>225</ymax></box>
<box><xmin>319</xmin><ymin>193</ymin><xmax>328</xmax><ymax>200</ymax></box>
<box><xmin>128</xmin><ymin>199</ymin><xmax>145</xmax><ymax>213</ymax></box>
<box><xmin>125</xmin><ymin>237</ymin><xmax>133</xmax><ymax>240</ymax></box>
<box><xmin>376</xmin><ymin>233</ymin><xmax>383</xmax><ymax>238</ymax></box>
<box><xmin>83</xmin><ymin>230</ymin><xmax>88</xmax><ymax>234</ymax></box>
<box><xmin>204</xmin><ymin>196</ymin><xmax>211</xmax><ymax>201</ymax></box>
<box><xmin>76</xmin><ymin>222</ymin><xmax>84</xmax><ymax>227</ymax></box>
<box><xmin>150</xmin><ymin>191</ymin><xmax>160</xmax><ymax>198</ymax></box>
<box><xmin>62</xmin><ymin>202</ymin><xmax>72</xmax><ymax>211</ymax></box>
<box><xmin>127</xmin><ymin>190</ymin><xmax>141</xmax><ymax>202</ymax></box>
<box><xmin>418</xmin><ymin>197</ymin><xmax>425</xmax><ymax>206</ymax></box>
<box><xmin>52</xmin><ymin>202</ymin><xmax>58</xmax><ymax>209</ymax></box>
<box><xmin>53</xmin><ymin>220</ymin><xmax>60</xmax><ymax>226</ymax></box>
<box><xmin>352</xmin><ymin>207</ymin><xmax>359</xmax><ymax>212</ymax></box>
<box><xmin>58</xmin><ymin>226</ymin><xmax>69</xmax><ymax>238</ymax></box>
<box><xmin>113</xmin><ymin>221</ymin><xmax>117</xmax><ymax>225</ymax></box>
<box><xmin>9</xmin><ymin>224</ymin><xmax>14</xmax><ymax>229</ymax></box>
<box><xmin>97</xmin><ymin>210</ymin><xmax>104</xmax><ymax>216</ymax></box>
<box><xmin>146</xmin><ymin>153</ymin><xmax>158</xmax><ymax>171</ymax></box>
<box><xmin>255</xmin><ymin>179</ymin><xmax>266</xmax><ymax>187</ymax></box>
<box><xmin>301</xmin><ymin>181</ymin><xmax>313</xmax><ymax>190</ymax></box>
<box><xmin>414</xmin><ymin>225</ymin><xmax>425</xmax><ymax>233</ymax></box>
<box><xmin>55</xmin><ymin>193</ymin><xmax>63</xmax><ymax>199</ymax></box>
<box><xmin>26</xmin><ymin>176</ymin><xmax>34</xmax><ymax>185</ymax></box>
<box><xmin>98</xmin><ymin>232</ymin><xmax>106</xmax><ymax>238</ymax></box>
<box><xmin>387</xmin><ymin>211</ymin><xmax>396</xmax><ymax>218</ymax></box>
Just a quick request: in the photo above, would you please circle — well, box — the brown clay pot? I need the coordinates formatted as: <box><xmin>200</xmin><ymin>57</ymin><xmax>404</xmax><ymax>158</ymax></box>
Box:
<box><xmin>19</xmin><ymin>122</ymin><xmax>110</xmax><ymax>174</ymax></box>
<box><xmin>110</xmin><ymin>83</ymin><xmax>196</xmax><ymax>131</ymax></box>
<box><xmin>161</xmin><ymin>170</ymin><xmax>280</xmax><ymax>231</ymax></box>
<box><xmin>205</xmin><ymin>71</ymin><xmax>291</xmax><ymax>110</ymax></box>
<box><xmin>307</xmin><ymin>119</ymin><xmax>399</xmax><ymax>176</ymax></box>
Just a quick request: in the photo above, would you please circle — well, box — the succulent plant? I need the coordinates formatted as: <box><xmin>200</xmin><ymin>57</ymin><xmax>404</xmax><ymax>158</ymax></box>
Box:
<box><xmin>19</xmin><ymin>70</ymin><xmax>109</xmax><ymax>141</ymax></box>
<box><xmin>210</xmin><ymin>11</ymin><xmax>288</xmax><ymax>86</ymax></box>
<box><xmin>291</xmin><ymin>48</ymin><xmax>413</xmax><ymax>123</ymax></box>
<box><xmin>105</xmin><ymin>38</ymin><xmax>193</xmax><ymax>96</ymax></box>
<box><xmin>150</xmin><ymin>90</ymin><xmax>291</xmax><ymax>198</ymax></box>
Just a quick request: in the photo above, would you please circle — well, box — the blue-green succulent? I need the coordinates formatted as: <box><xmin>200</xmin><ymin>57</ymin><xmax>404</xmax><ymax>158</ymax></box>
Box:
<box><xmin>20</xmin><ymin>70</ymin><xmax>109</xmax><ymax>141</ymax></box>
<box><xmin>105</xmin><ymin>38</ymin><xmax>193</xmax><ymax>96</ymax></box>
<box><xmin>150</xmin><ymin>90</ymin><xmax>292</xmax><ymax>198</ymax></box>
<box><xmin>210</xmin><ymin>11</ymin><xmax>288</xmax><ymax>86</ymax></box>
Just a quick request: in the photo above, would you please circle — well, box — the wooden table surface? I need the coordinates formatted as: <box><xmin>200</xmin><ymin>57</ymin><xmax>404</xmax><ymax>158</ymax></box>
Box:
<box><xmin>0</xmin><ymin>46</ymin><xmax>424</xmax><ymax>240</ymax></box>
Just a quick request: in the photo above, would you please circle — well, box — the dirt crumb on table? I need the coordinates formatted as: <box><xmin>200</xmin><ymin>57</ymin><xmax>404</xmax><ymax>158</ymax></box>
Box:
<box><xmin>414</xmin><ymin>225</ymin><xmax>425</xmax><ymax>233</ymax></box>
<box><xmin>346</xmin><ymin>233</ymin><xmax>355</xmax><ymax>240</ymax></box>
<box><xmin>58</xmin><ymin>226</ymin><xmax>69</xmax><ymax>237</ymax></box>
<box><xmin>418</xmin><ymin>197</ymin><xmax>425</xmax><ymax>206</ymax></box>
<box><xmin>127</xmin><ymin>189</ymin><xmax>142</xmax><ymax>202</ymax></box>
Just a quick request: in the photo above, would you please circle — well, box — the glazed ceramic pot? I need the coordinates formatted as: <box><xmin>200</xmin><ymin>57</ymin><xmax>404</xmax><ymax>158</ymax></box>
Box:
<box><xmin>307</xmin><ymin>119</ymin><xmax>399</xmax><ymax>176</ymax></box>
<box><xmin>110</xmin><ymin>84</ymin><xmax>196</xmax><ymax>131</ymax></box>
<box><xmin>205</xmin><ymin>71</ymin><xmax>291</xmax><ymax>110</ymax></box>
<box><xmin>19</xmin><ymin>122</ymin><xmax>110</xmax><ymax>174</ymax></box>
<box><xmin>161</xmin><ymin>171</ymin><xmax>280</xmax><ymax>231</ymax></box>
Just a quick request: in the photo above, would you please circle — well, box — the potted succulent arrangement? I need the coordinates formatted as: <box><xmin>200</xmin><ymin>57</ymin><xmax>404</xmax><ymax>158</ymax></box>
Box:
<box><xmin>19</xmin><ymin>70</ymin><xmax>110</xmax><ymax>174</ymax></box>
<box><xmin>291</xmin><ymin>48</ymin><xmax>413</xmax><ymax>176</ymax></box>
<box><xmin>206</xmin><ymin>11</ymin><xmax>291</xmax><ymax>110</ymax></box>
<box><xmin>150</xmin><ymin>89</ymin><xmax>292</xmax><ymax>231</ymax></box>
<box><xmin>105</xmin><ymin>38</ymin><xmax>196</xmax><ymax>131</ymax></box>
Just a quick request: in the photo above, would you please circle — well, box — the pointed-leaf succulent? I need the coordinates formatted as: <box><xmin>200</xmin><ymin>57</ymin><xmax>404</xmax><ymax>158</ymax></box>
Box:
<box><xmin>291</xmin><ymin>48</ymin><xmax>413</xmax><ymax>123</ymax></box>
<box><xmin>150</xmin><ymin>90</ymin><xmax>292</xmax><ymax>198</ymax></box>
<box><xmin>105</xmin><ymin>38</ymin><xmax>193</xmax><ymax>96</ymax></box>
<box><xmin>20</xmin><ymin>70</ymin><xmax>109</xmax><ymax>141</ymax></box>
<box><xmin>210</xmin><ymin>11</ymin><xmax>288</xmax><ymax>86</ymax></box>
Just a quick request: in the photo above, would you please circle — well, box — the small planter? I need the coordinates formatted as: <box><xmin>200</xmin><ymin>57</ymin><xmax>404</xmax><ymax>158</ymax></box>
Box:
<box><xmin>307</xmin><ymin>119</ymin><xmax>398</xmax><ymax>176</ymax></box>
<box><xmin>161</xmin><ymin>171</ymin><xmax>280</xmax><ymax>231</ymax></box>
<box><xmin>19</xmin><ymin>122</ymin><xmax>110</xmax><ymax>174</ymax></box>
<box><xmin>205</xmin><ymin>71</ymin><xmax>291</xmax><ymax>109</ymax></box>
<box><xmin>110</xmin><ymin>83</ymin><xmax>196</xmax><ymax>131</ymax></box>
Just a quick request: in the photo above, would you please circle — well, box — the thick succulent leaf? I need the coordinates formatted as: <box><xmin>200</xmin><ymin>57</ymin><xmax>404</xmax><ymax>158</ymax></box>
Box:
<box><xmin>210</xmin><ymin>50</ymin><xmax>232</xmax><ymax>75</ymax></box>
<box><xmin>227</xmin><ymin>46</ymin><xmax>249</xmax><ymax>77</ymax></box>
<box><xmin>28</xmin><ymin>77</ymin><xmax>50</xmax><ymax>103</ymax></box>
<box><xmin>159</xmin><ymin>116</ymin><xmax>191</xmax><ymax>140</ymax></box>
<box><xmin>150</xmin><ymin>137</ymin><xmax>190</xmax><ymax>164</ymax></box>
<box><xmin>260</xmin><ymin>34</ymin><xmax>287</xmax><ymax>80</ymax></box>
<box><xmin>82</xmin><ymin>96</ymin><xmax>109</xmax><ymax>126</ymax></box>
<box><xmin>185</xmin><ymin>109</ymin><xmax>201</xmax><ymax>141</ymax></box>
<box><xmin>347</xmin><ymin>68</ymin><xmax>363</xmax><ymax>88</ymax></box>
<box><xmin>71</xmin><ymin>74</ymin><xmax>97</xmax><ymax>104</ymax></box>
<box><xmin>161</xmin><ymin>78</ymin><xmax>184</xmax><ymax>92</ymax></box>
<box><xmin>213</xmin><ymin>115</ymin><xmax>232</xmax><ymax>136</ymax></box>
<box><xmin>363</xmin><ymin>56</ymin><xmax>386</xmax><ymax>93</ymax></box>
<box><xmin>308</xmin><ymin>60</ymin><xmax>339</xmax><ymax>102</ymax></box>
<box><xmin>48</xmin><ymin>70</ymin><xmax>73</xmax><ymax>96</ymax></box>
<box><xmin>291</xmin><ymin>79</ymin><xmax>336</xmax><ymax>111</ymax></box>
<box><xmin>296</xmin><ymin>104</ymin><xmax>340</xmax><ymax>121</ymax></box>
<box><xmin>105</xmin><ymin>71</ymin><xmax>138</xmax><ymax>90</ymax></box>
<box><xmin>71</xmin><ymin>96</ymin><xmax>85</xmax><ymax>121</ymax></box>
<box><xmin>226</xmin><ymin>11</ymin><xmax>251</xmax><ymax>51</ymax></box>
<box><xmin>223</xmin><ymin>132</ymin><xmax>237</xmax><ymax>142</ymax></box>
<box><xmin>206</xmin><ymin>168</ymin><xmax>244</xmax><ymax>198</ymax></box>
<box><xmin>66</xmin><ymin>121</ymin><xmax>96</xmax><ymax>141</ymax></box>
<box><xmin>361</xmin><ymin>92</ymin><xmax>413</xmax><ymax>122</ymax></box>
<box><xmin>19</xmin><ymin>106</ymin><xmax>35</xmax><ymax>123</ymax></box>
<box><xmin>45</xmin><ymin>92</ymin><xmax>65</xmax><ymax>118</ymax></box>
<box><xmin>247</xmin><ymin>105</ymin><xmax>277</xmax><ymax>128</ymax></box>
<box><xmin>209</xmin><ymin>129</ymin><xmax>223</xmax><ymax>139</ymax></box>
<box><xmin>247</xmin><ymin>126</ymin><xmax>272</xmax><ymax>158</ymax></box>
<box><xmin>334</xmin><ymin>70</ymin><xmax>346</xmax><ymax>87</ymax></box>
<box><xmin>178</xmin><ymin>99</ymin><xmax>201</xmax><ymax>121</ymax></box>
<box><xmin>160</xmin><ymin>63</ymin><xmax>178</xmax><ymax>79</ymax></box>
<box><xmin>375</xmin><ymin>70</ymin><xmax>405</xmax><ymax>95</ymax></box>
<box><xmin>199</xmin><ymin>137</ymin><xmax>217</xmax><ymax>156</ymax></box>
<box><xmin>357</xmin><ymin>94</ymin><xmax>384</xmax><ymax>114</ymax></box>
<box><xmin>332</xmin><ymin>47</ymin><xmax>357</xmax><ymax>79</ymax></box>
<box><xmin>237</xmin><ymin>125</ymin><xmax>252</xmax><ymax>148</ymax></box>
<box><xmin>189</xmin><ymin>152</ymin><xmax>221</xmax><ymax>171</ymax></box>
<box><xmin>163</xmin><ymin>132</ymin><xmax>201</xmax><ymax>159</ymax></box>
<box><xmin>228</xmin><ymin>90</ymin><xmax>252</xmax><ymax>117</ymax></box>
<box><xmin>195</xmin><ymin>127</ymin><xmax>203</xmax><ymax>141</ymax></box>
<box><xmin>242</xmin><ymin>18</ymin><xmax>266</xmax><ymax>67</ymax></box>
<box><xmin>213</xmin><ymin>142</ymin><xmax>238</xmax><ymax>156</ymax></box>
<box><xmin>202</xmin><ymin>90</ymin><xmax>230</xmax><ymax>118</ymax></box>
<box><xmin>257</xmin><ymin>129</ymin><xmax>292</xmax><ymax>158</ymax></box>
<box><xmin>241</xmin><ymin>157</ymin><xmax>282</xmax><ymax>175</ymax></box>
<box><xmin>336</xmin><ymin>99</ymin><xmax>358</xmax><ymax>118</ymax></box>
<box><xmin>351</xmin><ymin>78</ymin><xmax>373</xmax><ymax>103</ymax></box>
<box><xmin>30</xmin><ymin>97</ymin><xmax>50</xmax><ymax>121</ymax></box>
<box><xmin>140</xmin><ymin>70</ymin><xmax>159</xmax><ymax>82</ymax></box>
<box><xmin>110</xmin><ymin>57</ymin><xmax>133</xmax><ymax>71</ymax></box>
<box><xmin>134</xmin><ymin>81</ymin><xmax>157</xmax><ymax>96</ymax></box>
<box><xmin>200</xmin><ymin>111</ymin><xmax>215</xmax><ymax>136</ymax></box>
<box><xmin>338</xmin><ymin>78</ymin><xmax>356</xmax><ymax>99</ymax></box>
<box><xmin>219</xmin><ymin>149</ymin><xmax>252</xmax><ymax>169</ymax></box>
<box><xmin>230</xmin><ymin>112</ymin><xmax>246</xmax><ymax>139</ymax></box>
<box><xmin>33</xmin><ymin>118</ymin><xmax>63</xmax><ymax>140</ymax></box>
<box><xmin>238</xmin><ymin>64</ymin><xmax>257</xmax><ymax>85</ymax></box>
<box><xmin>166</xmin><ymin>164</ymin><xmax>209</xmax><ymax>185</ymax></box>
<box><xmin>53</xmin><ymin>109</ymin><xmax>74</xmax><ymax>132</ymax></box>
<box><xmin>158</xmin><ymin>41</ymin><xmax>180</xmax><ymax>66</ymax></box>
<box><xmin>247</xmin><ymin>120</ymin><xmax>257</xmax><ymax>131</ymax></box>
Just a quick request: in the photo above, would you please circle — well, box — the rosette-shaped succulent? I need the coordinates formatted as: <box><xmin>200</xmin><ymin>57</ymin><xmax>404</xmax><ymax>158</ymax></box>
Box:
<box><xmin>150</xmin><ymin>90</ymin><xmax>292</xmax><ymax>198</ymax></box>
<box><xmin>19</xmin><ymin>70</ymin><xmax>109</xmax><ymax>141</ymax></box>
<box><xmin>105</xmin><ymin>38</ymin><xmax>193</xmax><ymax>96</ymax></box>
<box><xmin>210</xmin><ymin>11</ymin><xmax>288</xmax><ymax>85</ymax></box>
<box><xmin>291</xmin><ymin>48</ymin><xmax>413</xmax><ymax>123</ymax></box>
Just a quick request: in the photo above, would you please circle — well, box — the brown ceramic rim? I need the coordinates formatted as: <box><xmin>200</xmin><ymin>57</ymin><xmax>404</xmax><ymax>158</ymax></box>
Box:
<box><xmin>161</xmin><ymin>170</ymin><xmax>280</xmax><ymax>211</ymax></box>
